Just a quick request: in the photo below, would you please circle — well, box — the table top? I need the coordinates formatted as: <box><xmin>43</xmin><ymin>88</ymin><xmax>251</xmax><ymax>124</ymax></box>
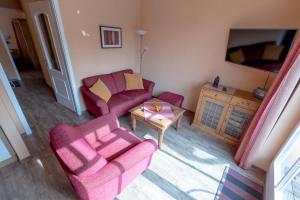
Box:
<box><xmin>130</xmin><ymin>98</ymin><xmax>185</xmax><ymax>129</ymax></box>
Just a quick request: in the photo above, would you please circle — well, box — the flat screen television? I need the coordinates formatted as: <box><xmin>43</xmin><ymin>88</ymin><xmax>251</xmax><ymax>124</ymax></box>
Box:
<box><xmin>226</xmin><ymin>29</ymin><xmax>297</xmax><ymax>73</ymax></box>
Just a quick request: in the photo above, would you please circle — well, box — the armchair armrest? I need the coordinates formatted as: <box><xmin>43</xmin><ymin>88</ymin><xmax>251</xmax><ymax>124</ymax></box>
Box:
<box><xmin>80</xmin><ymin>86</ymin><xmax>109</xmax><ymax>115</ymax></box>
<box><xmin>143</xmin><ymin>79</ymin><xmax>155</xmax><ymax>93</ymax></box>
<box><xmin>80</xmin><ymin>139</ymin><xmax>157</xmax><ymax>187</ymax></box>
<box><xmin>77</xmin><ymin>113</ymin><xmax>120</xmax><ymax>136</ymax></box>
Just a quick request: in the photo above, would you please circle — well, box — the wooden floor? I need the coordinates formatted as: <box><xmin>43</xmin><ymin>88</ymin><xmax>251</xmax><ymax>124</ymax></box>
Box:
<box><xmin>0</xmin><ymin>70</ymin><xmax>265</xmax><ymax>200</ymax></box>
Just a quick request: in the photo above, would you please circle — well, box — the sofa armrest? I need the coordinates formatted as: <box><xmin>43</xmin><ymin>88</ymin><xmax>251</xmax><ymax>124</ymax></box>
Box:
<box><xmin>143</xmin><ymin>79</ymin><xmax>155</xmax><ymax>94</ymax></box>
<box><xmin>77</xmin><ymin>113</ymin><xmax>120</xmax><ymax>136</ymax></box>
<box><xmin>80</xmin><ymin>139</ymin><xmax>157</xmax><ymax>186</ymax></box>
<box><xmin>80</xmin><ymin>86</ymin><xmax>109</xmax><ymax>115</ymax></box>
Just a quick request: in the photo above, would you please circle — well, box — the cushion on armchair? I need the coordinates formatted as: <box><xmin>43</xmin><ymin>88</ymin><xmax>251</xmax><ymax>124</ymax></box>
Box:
<box><xmin>50</xmin><ymin>125</ymin><xmax>107</xmax><ymax>177</ymax></box>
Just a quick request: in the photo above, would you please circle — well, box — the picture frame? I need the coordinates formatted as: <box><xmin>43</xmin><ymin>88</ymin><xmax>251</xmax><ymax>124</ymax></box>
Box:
<box><xmin>100</xmin><ymin>26</ymin><xmax>122</xmax><ymax>48</ymax></box>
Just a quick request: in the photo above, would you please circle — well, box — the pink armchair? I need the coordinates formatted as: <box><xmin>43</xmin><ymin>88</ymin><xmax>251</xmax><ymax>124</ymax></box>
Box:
<box><xmin>50</xmin><ymin>113</ymin><xmax>157</xmax><ymax>200</ymax></box>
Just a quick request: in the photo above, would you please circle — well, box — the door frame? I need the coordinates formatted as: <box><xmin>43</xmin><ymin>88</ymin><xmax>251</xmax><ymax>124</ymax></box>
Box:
<box><xmin>0</xmin><ymin>62</ymin><xmax>31</xmax><ymax>135</ymax></box>
<box><xmin>0</xmin><ymin>31</ymin><xmax>21</xmax><ymax>81</ymax></box>
<box><xmin>29</xmin><ymin>0</ymin><xmax>82</xmax><ymax>115</ymax></box>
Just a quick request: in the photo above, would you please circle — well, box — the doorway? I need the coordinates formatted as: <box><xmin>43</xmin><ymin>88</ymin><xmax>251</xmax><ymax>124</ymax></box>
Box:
<box><xmin>0</xmin><ymin>0</ymin><xmax>80</xmax><ymax>118</ymax></box>
<box><xmin>28</xmin><ymin>0</ymin><xmax>77</xmax><ymax>112</ymax></box>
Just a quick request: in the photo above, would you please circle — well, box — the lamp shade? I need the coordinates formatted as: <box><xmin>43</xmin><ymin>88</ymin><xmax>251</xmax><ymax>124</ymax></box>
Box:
<box><xmin>136</xmin><ymin>29</ymin><xmax>147</xmax><ymax>36</ymax></box>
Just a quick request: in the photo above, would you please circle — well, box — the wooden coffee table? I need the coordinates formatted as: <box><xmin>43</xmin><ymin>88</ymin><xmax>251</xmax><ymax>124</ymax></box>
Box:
<box><xmin>130</xmin><ymin>98</ymin><xmax>185</xmax><ymax>149</ymax></box>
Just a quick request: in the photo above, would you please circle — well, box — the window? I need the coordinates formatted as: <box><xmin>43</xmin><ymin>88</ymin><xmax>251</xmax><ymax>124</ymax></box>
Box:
<box><xmin>267</xmin><ymin>123</ymin><xmax>300</xmax><ymax>200</ymax></box>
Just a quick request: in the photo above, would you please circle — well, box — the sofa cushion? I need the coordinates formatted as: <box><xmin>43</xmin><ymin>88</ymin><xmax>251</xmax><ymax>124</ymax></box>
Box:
<box><xmin>89</xmin><ymin>79</ymin><xmax>112</xmax><ymax>102</ymax></box>
<box><xmin>107</xmin><ymin>94</ymin><xmax>135</xmax><ymax>116</ymax></box>
<box><xmin>124</xmin><ymin>73</ymin><xmax>144</xmax><ymax>91</ymax></box>
<box><xmin>83</xmin><ymin>74</ymin><xmax>118</xmax><ymax>95</ymax></box>
<box><xmin>111</xmin><ymin>69</ymin><xmax>133</xmax><ymax>93</ymax></box>
<box><xmin>121</xmin><ymin>90</ymin><xmax>151</xmax><ymax>104</ymax></box>
<box><xmin>50</xmin><ymin>125</ymin><xmax>107</xmax><ymax>177</ymax></box>
<box><xmin>95</xmin><ymin>127</ymin><xmax>141</xmax><ymax>161</ymax></box>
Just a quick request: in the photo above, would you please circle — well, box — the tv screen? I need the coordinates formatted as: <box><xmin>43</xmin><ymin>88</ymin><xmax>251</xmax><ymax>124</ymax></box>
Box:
<box><xmin>226</xmin><ymin>29</ymin><xmax>297</xmax><ymax>73</ymax></box>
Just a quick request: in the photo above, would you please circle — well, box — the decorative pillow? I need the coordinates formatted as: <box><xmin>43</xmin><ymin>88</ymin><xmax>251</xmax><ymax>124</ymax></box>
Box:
<box><xmin>124</xmin><ymin>73</ymin><xmax>144</xmax><ymax>90</ymax></box>
<box><xmin>89</xmin><ymin>79</ymin><xmax>112</xmax><ymax>102</ymax></box>
<box><xmin>262</xmin><ymin>44</ymin><xmax>284</xmax><ymax>61</ymax></box>
<box><xmin>229</xmin><ymin>49</ymin><xmax>245</xmax><ymax>64</ymax></box>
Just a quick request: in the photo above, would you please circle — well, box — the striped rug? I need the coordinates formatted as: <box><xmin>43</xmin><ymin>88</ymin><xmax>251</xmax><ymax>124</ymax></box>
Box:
<box><xmin>215</xmin><ymin>167</ymin><xmax>263</xmax><ymax>200</ymax></box>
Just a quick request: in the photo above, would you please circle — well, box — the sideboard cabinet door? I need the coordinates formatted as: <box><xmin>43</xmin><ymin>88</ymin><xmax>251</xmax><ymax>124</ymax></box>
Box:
<box><xmin>220</xmin><ymin>105</ymin><xmax>254</xmax><ymax>144</ymax></box>
<box><xmin>197</xmin><ymin>97</ymin><xmax>229</xmax><ymax>135</ymax></box>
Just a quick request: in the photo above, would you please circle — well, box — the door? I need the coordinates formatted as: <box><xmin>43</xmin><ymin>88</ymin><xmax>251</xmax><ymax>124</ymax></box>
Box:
<box><xmin>220</xmin><ymin>105</ymin><xmax>254</xmax><ymax>144</ymax></box>
<box><xmin>28</xmin><ymin>1</ymin><xmax>76</xmax><ymax>111</ymax></box>
<box><xmin>266</xmin><ymin>122</ymin><xmax>300</xmax><ymax>200</ymax></box>
<box><xmin>198</xmin><ymin>96</ymin><xmax>229</xmax><ymax>135</ymax></box>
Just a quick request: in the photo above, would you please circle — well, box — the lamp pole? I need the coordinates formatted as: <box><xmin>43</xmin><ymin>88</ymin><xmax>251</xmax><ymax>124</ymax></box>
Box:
<box><xmin>136</xmin><ymin>30</ymin><xmax>147</xmax><ymax>74</ymax></box>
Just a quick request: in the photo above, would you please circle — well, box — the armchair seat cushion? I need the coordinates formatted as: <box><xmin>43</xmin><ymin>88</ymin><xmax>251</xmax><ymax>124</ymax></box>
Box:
<box><xmin>94</xmin><ymin>127</ymin><xmax>141</xmax><ymax>161</ymax></box>
<box><xmin>107</xmin><ymin>94</ymin><xmax>135</xmax><ymax>117</ymax></box>
<box><xmin>50</xmin><ymin>125</ymin><xmax>108</xmax><ymax>177</ymax></box>
<box><xmin>121</xmin><ymin>90</ymin><xmax>151</xmax><ymax>104</ymax></box>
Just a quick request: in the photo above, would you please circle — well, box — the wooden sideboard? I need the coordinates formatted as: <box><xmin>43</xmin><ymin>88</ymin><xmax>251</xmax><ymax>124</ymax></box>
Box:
<box><xmin>192</xmin><ymin>83</ymin><xmax>261</xmax><ymax>145</ymax></box>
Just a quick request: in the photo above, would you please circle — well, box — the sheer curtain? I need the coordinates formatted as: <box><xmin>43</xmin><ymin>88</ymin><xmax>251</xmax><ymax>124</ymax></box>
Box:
<box><xmin>235</xmin><ymin>36</ymin><xmax>300</xmax><ymax>169</ymax></box>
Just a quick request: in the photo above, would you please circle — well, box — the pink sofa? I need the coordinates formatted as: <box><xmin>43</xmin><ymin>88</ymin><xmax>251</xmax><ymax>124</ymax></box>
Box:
<box><xmin>80</xmin><ymin>69</ymin><xmax>155</xmax><ymax>117</ymax></box>
<box><xmin>50</xmin><ymin>113</ymin><xmax>157</xmax><ymax>200</ymax></box>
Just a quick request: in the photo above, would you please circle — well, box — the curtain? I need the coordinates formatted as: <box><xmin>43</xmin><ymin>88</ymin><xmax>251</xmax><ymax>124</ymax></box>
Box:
<box><xmin>235</xmin><ymin>36</ymin><xmax>300</xmax><ymax>169</ymax></box>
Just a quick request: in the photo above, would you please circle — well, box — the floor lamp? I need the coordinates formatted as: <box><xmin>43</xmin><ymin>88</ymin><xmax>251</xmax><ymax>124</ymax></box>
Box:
<box><xmin>136</xmin><ymin>29</ymin><xmax>147</xmax><ymax>74</ymax></box>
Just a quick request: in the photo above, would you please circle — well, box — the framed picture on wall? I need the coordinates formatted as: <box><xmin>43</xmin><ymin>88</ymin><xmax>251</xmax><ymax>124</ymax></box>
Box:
<box><xmin>100</xmin><ymin>26</ymin><xmax>122</xmax><ymax>48</ymax></box>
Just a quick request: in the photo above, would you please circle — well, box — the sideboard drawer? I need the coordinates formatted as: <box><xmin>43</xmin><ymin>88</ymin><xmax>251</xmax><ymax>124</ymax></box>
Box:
<box><xmin>203</xmin><ymin>89</ymin><xmax>231</xmax><ymax>103</ymax></box>
<box><xmin>231</xmin><ymin>97</ymin><xmax>259</xmax><ymax>110</ymax></box>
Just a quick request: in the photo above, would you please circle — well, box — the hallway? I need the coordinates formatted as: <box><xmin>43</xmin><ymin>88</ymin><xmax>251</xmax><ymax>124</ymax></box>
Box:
<box><xmin>0</xmin><ymin>70</ymin><xmax>265</xmax><ymax>200</ymax></box>
<box><xmin>0</xmin><ymin>70</ymin><xmax>91</xmax><ymax>199</ymax></box>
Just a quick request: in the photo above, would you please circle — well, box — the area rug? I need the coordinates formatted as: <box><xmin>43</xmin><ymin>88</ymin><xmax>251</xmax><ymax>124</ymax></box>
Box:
<box><xmin>215</xmin><ymin>167</ymin><xmax>264</xmax><ymax>200</ymax></box>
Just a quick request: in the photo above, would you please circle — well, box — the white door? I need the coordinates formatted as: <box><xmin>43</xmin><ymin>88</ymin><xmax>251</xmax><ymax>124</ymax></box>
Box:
<box><xmin>28</xmin><ymin>1</ymin><xmax>76</xmax><ymax>111</ymax></box>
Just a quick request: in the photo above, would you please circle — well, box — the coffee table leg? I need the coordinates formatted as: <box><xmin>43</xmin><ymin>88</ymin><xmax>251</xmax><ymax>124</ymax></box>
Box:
<box><xmin>176</xmin><ymin>115</ymin><xmax>183</xmax><ymax>130</ymax></box>
<box><xmin>131</xmin><ymin>114</ymin><xmax>136</xmax><ymax>132</ymax></box>
<box><xmin>158</xmin><ymin>129</ymin><xmax>165</xmax><ymax>149</ymax></box>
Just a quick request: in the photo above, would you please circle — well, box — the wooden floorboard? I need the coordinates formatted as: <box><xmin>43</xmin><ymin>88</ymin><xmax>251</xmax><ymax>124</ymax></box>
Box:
<box><xmin>0</xmin><ymin>70</ymin><xmax>265</xmax><ymax>200</ymax></box>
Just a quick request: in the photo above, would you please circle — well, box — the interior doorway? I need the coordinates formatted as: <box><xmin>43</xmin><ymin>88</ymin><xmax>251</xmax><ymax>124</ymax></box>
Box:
<box><xmin>28</xmin><ymin>0</ymin><xmax>78</xmax><ymax>113</ymax></box>
<box><xmin>0</xmin><ymin>0</ymin><xmax>81</xmax><ymax>120</ymax></box>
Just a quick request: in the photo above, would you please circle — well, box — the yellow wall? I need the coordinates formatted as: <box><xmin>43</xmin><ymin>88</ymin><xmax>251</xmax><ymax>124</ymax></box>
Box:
<box><xmin>251</xmin><ymin>85</ymin><xmax>300</xmax><ymax>170</ymax></box>
<box><xmin>141</xmin><ymin>0</ymin><xmax>300</xmax><ymax>111</ymax></box>
<box><xmin>58</xmin><ymin>0</ymin><xmax>142</xmax><ymax>109</ymax></box>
